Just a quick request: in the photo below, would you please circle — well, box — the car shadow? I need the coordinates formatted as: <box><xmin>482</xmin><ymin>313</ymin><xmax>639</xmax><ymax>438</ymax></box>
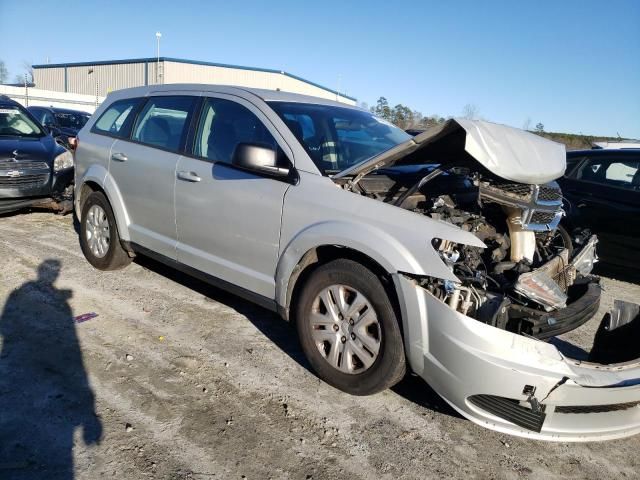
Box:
<box><xmin>594</xmin><ymin>263</ymin><xmax>640</xmax><ymax>285</ymax></box>
<box><xmin>0</xmin><ymin>259</ymin><xmax>102</xmax><ymax>480</ymax></box>
<box><xmin>133</xmin><ymin>254</ymin><xmax>460</xmax><ymax>419</ymax></box>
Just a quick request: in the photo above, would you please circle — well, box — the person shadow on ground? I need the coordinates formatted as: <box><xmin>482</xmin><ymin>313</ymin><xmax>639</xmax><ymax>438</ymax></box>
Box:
<box><xmin>0</xmin><ymin>259</ymin><xmax>101</xmax><ymax>479</ymax></box>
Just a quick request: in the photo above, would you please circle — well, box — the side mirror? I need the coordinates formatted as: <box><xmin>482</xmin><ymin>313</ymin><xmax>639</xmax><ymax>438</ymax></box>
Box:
<box><xmin>232</xmin><ymin>143</ymin><xmax>291</xmax><ymax>178</ymax></box>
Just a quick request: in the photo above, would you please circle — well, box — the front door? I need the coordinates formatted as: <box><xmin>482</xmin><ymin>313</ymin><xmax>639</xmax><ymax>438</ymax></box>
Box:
<box><xmin>175</xmin><ymin>95</ymin><xmax>293</xmax><ymax>299</ymax></box>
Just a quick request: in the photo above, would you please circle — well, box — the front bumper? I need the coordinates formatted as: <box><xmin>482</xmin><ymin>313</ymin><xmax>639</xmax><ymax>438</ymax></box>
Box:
<box><xmin>0</xmin><ymin>168</ymin><xmax>73</xmax><ymax>214</ymax></box>
<box><xmin>394</xmin><ymin>274</ymin><xmax>640</xmax><ymax>441</ymax></box>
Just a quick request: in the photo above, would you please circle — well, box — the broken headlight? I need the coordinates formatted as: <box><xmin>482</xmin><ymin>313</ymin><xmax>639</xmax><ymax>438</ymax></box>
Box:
<box><xmin>571</xmin><ymin>235</ymin><xmax>598</xmax><ymax>276</ymax></box>
<box><xmin>514</xmin><ymin>269</ymin><xmax>568</xmax><ymax>310</ymax></box>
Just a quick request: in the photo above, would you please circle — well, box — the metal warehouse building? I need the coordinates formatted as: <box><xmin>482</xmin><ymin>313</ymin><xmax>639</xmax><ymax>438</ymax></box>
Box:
<box><xmin>32</xmin><ymin>57</ymin><xmax>356</xmax><ymax>105</ymax></box>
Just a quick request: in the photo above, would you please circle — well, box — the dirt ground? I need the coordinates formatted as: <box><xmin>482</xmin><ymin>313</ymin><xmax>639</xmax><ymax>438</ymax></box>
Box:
<box><xmin>0</xmin><ymin>212</ymin><xmax>639</xmax><ymax>480</ymax></box>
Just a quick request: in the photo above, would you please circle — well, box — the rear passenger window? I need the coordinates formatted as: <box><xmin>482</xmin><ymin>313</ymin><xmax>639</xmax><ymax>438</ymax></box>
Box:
<box><xmin>132</xmin><ymin>96</ymin><xmax>195</xmax><ymax>151</ymax></box>
<box><xmin>578</xmin><ymin>158</ymin><xmax>640</xmax><ymax>189</ymax></box>
<box><xmin>193</xmin><ymin>98</ymin><xmax>277</xmax><ymax>162</ymax></box>
<box><xmin>93</xmin><ymin>98</ymin><xmax>139</xmax><ymax>137</ymax></box>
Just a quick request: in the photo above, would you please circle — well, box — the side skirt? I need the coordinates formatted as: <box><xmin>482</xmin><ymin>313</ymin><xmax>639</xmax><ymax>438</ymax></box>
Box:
<box><xmin>127</xmin><ymin>242</ymin><xmax>279</xmax><ymax>314</ymax></box>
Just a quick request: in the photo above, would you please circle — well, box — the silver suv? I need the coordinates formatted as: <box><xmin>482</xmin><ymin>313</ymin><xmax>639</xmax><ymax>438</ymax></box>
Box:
<box><xmin>75</xmin><ymin>84</ymin><xmax>640</xmax><ymax>441</ymax></box>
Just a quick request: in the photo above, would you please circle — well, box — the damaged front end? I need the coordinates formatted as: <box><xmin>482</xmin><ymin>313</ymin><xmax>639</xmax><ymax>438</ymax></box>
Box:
<box><xmin>334</xmin><ymin>119</ymin><xmax>640</xmax><ymax>440</ymax></box>
<box><xmin>333</xmin><ymin>118</ymin><xmax>601</xmax><ymax>339</ymax></box>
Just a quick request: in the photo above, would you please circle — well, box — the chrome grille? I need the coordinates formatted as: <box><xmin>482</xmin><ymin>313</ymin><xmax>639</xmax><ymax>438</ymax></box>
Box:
<box><xmin>530</xmin><ymin>211</ymin><xmax>557</xmax><ymax>225</ymax></box>
<box><xmin>491</xmin><ymin>182</ymin><xmax>532</xmax><ymax>199</ymax></box>
<box><xmin>480</xmin><ymin>180</ymin><xmax>564</xmax><ymax>232</ymax></box>
<box><xmin>0</xmin><ymin>173</ymin><xmax>49</xmax><ymax>189</ymax></box>
<box><xmin>538</xmin><ymin>185</ymin><xmax>562</xmax><ymax>202</ymax></box>
<box><xmin>0</xmin><ymin>160</ymin><xmax>49</xmax><ymax>170</ymax></box>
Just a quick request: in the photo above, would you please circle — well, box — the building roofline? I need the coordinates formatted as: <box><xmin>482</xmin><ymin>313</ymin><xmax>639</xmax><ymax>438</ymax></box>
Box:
<box><xmin>32</xmin><ymin>57</ymin><xmax>357</xmax><ymax>101</ymax></box>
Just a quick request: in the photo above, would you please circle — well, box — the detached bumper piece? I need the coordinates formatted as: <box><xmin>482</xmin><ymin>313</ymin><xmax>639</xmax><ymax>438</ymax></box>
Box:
<box><xmin>509</xmin><ymin>280</ymin><xmax>601</xmax><ymax>340</ymax></box>
<box><xmin>469</xmin><ymin>394</ymin><xmax>546</xmax><ymax>432</ymax></box>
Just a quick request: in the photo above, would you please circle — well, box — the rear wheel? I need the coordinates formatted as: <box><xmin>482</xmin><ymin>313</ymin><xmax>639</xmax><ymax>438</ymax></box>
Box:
<box><xmin>80</xmin><ymin>191</ymin><xmax>132</xmax><ymax>271</ymax></box>
<box><xmin>295</xmin><ymin>259</ymin><xmax>406</xmax><ymax>395</ymax></box>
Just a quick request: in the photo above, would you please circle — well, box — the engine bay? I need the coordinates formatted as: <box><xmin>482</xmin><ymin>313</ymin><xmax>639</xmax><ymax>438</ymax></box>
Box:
<box><xmin>334</xmin><ymin>164</ymin><xmax>600</xmax><ymax>339</ymax></box>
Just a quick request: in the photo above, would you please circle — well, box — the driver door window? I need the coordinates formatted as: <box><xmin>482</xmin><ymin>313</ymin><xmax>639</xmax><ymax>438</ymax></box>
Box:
<box><xmin>194</xmin><ymin>98</ymin><xmax>277</xmax><ymax>163</ymax></box>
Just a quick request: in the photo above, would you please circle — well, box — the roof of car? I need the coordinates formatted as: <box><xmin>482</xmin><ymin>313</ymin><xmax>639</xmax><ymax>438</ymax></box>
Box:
<box><xmin>567</xmin><ymin>148</ymin><xmax>640</xmax><ymax>157</ymax></box>
<box><xmin>108</xmin><ymin>84</ymin><xmax>362</xmax><ymax>110</ymax></box>
<box><xmin>0</xmin><ymin>95</ymin><xmax>21</xmax><ymax>108</ymax></box>
<box><xmin>27</xmin><ymin>106</ymin><xmax>91</xmax><ymax>115</ymax></box>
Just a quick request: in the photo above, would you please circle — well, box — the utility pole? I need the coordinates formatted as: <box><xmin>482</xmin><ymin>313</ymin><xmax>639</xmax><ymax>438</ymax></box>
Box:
<box><xmin>156</xmin><ymin>32</ymin><xmax>162</xmax><ymax>84</ymax></box>
<box><xmin>24</xmin><ymin>74</ymin><xmax>29</xmax><ymax>106</ymax></box>
<box><xmin>88</xmin><ymin>68</ymin><xmax>98</xmax><ymax>107</ymax></box>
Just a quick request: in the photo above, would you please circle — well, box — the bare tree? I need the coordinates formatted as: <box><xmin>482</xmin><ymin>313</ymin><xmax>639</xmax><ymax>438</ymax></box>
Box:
<box><xmin>522</xmin><ymin>117</ymin><xmax>531</xmax><ymax>131</ymax></box>
<box><xmin>462</xmin><ymin>103</ymin><xmax>480</xmax><ymax>120</ymax></box>
<box><xmin>22</xmin><ymin>61</ymin><xmax>34</xmax><ymax>83</ymax></box>
<box><xmin>0</xmin><ymin>60</ymin><xmax>8</xmax><ymax>84</ymax></box>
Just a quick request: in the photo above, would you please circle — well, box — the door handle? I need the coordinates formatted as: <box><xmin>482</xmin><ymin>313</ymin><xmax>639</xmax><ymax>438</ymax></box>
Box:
<box><xmin>111</xmin><ymin>152</ymin><xmax>128</xmax><ymax>162</ymax></box>
<box><xmin>177</xmin><ymin>170</ymin><xmax>201</xmax><ymax>182</ymax></box>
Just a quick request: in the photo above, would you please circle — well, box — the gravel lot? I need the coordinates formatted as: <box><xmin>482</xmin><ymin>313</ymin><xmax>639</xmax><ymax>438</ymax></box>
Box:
<box><xmin>0</xmin><ymin>211</ymin><xmax>639</xmax><ymax>480</ymax></box>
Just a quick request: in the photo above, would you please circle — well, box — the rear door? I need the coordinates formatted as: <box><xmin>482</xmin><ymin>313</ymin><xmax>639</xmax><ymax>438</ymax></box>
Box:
<box><xmin>109</xmin><ymin>94</ymin><xmax>198</xmax><ymax>259</ymax></box>
<box><xmin>175</xmin><ymin>95</ymin><xmax>293</xmax><ymax>300</ymax></box>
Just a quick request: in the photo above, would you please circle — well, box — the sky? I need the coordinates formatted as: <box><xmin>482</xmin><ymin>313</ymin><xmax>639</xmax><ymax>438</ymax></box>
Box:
<box><xmin>1</xmin><ymin>0</ymin><xmax>638</xmax><ymax>137</ymax></box>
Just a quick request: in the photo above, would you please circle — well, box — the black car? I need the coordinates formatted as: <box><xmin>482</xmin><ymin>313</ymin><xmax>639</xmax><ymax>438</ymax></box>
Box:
<box><xmin>0</xmin><ymin>96</ymin><xmax>74</xmax><ymax>214</ymax></box>
<box><xmin>27</xmin><ymin>106</ymin><xmax>90</xmax><ymax>149</ymax></box>
<box><xmin>558</xmin><ymin>149</ymin><xmax>640</xmax><ymax>272</ymax></box>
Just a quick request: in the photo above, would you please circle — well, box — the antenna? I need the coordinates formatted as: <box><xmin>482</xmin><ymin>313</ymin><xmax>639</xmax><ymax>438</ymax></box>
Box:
<box><xmin>156</xmin><ymin>32</ymin><xmax>162</xmax><ymax>84</ymax></box>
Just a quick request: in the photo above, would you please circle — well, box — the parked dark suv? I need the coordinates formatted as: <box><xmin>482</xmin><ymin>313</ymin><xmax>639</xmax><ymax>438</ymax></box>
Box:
<box><xmin>0</xmin><ymin>96</ymin><xmax>74</xmax><ymax>214</ymax></box>
<box><xmin>559</xmin><ymin>149</ymin><xmax>640</xmax><ymax>272</ymax></box>
<box><xmin>27</xmin><ymin>106</ymin><xmax>91</xmax><ymax>149</ymax></box>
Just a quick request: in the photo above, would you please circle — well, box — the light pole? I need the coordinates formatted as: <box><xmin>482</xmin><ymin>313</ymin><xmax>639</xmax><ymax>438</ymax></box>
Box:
<box><xmin>88</xmin><ymin>68</ymin><xmax>98</xmax><ymax>107</ymax></box>
<box><xmin>155</xmin><ymin>32</ymin><xmax>162</xmax><ymax>84</ymax></box>
<box><xmin>24</xmin><ymin>73</ymin><xmax>29</xmax><ymax>107</ymax></box>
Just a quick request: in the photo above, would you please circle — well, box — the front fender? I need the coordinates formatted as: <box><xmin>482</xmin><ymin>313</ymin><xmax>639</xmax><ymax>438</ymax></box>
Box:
<box><xmin>275</xmin><ymin>218</ymin><xmax>478</xmax><ymax>310</ymax></box>
<box><xmin>76</xmin><ymin>166</ymin><xmax>131</xmax><ymax>242</ymax></box>
<box><xmin>74</xmin><ymin>164</ymin><xmax>108</xmax><ymax>217</ymax></box>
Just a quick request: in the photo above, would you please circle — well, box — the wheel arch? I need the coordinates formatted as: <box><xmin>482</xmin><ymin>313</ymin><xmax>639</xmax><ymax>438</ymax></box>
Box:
<box><xmin>76</xmin><ymin>168</ymin><xmax>131</xmax><ymax>243</ymax></box>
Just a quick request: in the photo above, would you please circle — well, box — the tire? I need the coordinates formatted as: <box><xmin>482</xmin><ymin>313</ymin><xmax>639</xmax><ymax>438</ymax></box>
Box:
<box><xmin>80</xmin><ymin>191</ymin><xmax>132</xmax><ymax>271</ymax></box>
<box><xmin>556</xmin><ymin>224</ymin><xmax>574</xmax><ymax>257</ymax></box>
<box><xmin>295</xmin><ymin>259</ymin><xmax>406</xmax><ymax>395</ymax></box>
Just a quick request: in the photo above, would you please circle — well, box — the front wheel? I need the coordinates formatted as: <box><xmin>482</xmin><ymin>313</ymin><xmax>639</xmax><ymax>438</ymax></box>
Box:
<box><xmin>295</xmin><ymin>259</ymin><xmax>406</xmax><ymax>395</ymax></box>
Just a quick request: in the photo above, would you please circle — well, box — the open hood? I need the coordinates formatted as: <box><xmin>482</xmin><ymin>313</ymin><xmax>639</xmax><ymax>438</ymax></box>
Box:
<box><xmin>334</xmin><ymin>118</ymin><xmax>566</xmax><ymax>185</ymax></box>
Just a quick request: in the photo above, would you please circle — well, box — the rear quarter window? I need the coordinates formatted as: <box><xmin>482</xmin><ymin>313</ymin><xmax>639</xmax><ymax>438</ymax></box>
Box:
<box><xmin>92</xmin><ymin>98</ymin><xmax>140</xmax><ymax>137</ymax></box>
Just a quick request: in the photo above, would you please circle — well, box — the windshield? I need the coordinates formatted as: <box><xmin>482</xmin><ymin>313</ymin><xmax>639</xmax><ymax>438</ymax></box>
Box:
<box><xmin>0</xmin><ymin>105</ymin><xmax>45</xmax><ymax>137</ymax></box>
<box><xmin>268</xmin><ymin>101</ymin><xmax>411</xmax><ymax>175</ymax></box>
<box><xmin>55</xmin><ymin>111</ymin><xmax>90</xmax><ymax>129</ymax></box>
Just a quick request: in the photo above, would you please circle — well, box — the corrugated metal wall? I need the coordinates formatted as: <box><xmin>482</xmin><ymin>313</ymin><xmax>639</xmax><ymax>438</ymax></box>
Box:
<box><xmin>66</xmin><ymin>62</ymin><xmax>146</xmax><ymax>96</ymax></box>
<box><xmin>33</xmin><ymin>68</ymin><xmax>65</xmax><ymax>92</ymax></box>
<box><xmin>33</xmin><ymin>60</ymin><xmax>356</xmax><ymax>105</ymax></box>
